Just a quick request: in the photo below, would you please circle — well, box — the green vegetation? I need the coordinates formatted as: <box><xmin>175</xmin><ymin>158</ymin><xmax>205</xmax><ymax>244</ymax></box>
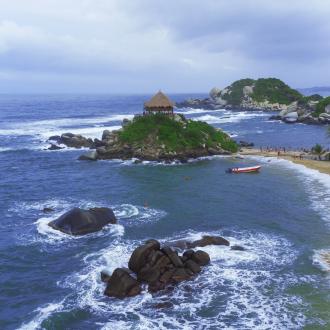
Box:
<box><xmin>313</xmin><ymin>96</ymin><xmax>330</xmax><ymax>117</ymax></box>
<box><xmin>119</xmin><ymin>114</ymin><xmax>238</xmax><ymax>153</ymax></box>
<box><xmin>252</xmin><ymin>78</ymin><xmax>303</xmax><ymax>104</ymax></box>
<box><xmin>221</xmin><ymin>78</ymin><xmax>255</xmax><ymax>105</ymax></box>
<box><xmin>312</xmin><ymin>144</ymin><xmax>323</xmax><ymax>154</ymax></box>
<box><xmin>221</xmin><ymin>77</ymin><xmax>304</xmax><ymax>105</ymax></box>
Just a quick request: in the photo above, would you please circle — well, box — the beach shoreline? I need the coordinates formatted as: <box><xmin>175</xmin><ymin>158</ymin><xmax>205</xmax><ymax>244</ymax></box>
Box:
<box><xmin>239</xmin><ymin>148</ymin><xmax>330</xmax><ymax>175</ymax></box>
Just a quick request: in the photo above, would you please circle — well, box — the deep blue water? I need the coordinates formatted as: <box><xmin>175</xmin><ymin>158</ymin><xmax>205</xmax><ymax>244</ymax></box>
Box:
<box><xmin>0</xmin><ymin>95</ymin><xmax>330</xmax><ymax>330</ymax></box>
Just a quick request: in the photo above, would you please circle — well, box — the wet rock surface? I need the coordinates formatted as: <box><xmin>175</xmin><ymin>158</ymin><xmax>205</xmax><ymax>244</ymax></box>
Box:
<box><xmin>102</xmin><ymin>239</ymin><xmax>215</xmax><ymax>298</ymax></box>
<box><xmin>48</xmin><ymin>207</ymin><xmax>117</xmax><ymax>235</ymax></box>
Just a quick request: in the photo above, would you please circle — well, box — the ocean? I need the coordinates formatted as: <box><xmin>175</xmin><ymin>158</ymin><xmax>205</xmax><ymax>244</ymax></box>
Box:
<box><xmin>0</xmin><ymin>94</ymin><xmax>329</xmax><ymax>329</ymax></box>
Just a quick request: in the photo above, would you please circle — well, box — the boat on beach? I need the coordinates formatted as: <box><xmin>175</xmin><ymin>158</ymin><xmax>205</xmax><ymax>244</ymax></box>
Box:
<box><xmin>226</xmin><ymin>165</ymin><xmax>261</xmax><ymax>173</ymax></box>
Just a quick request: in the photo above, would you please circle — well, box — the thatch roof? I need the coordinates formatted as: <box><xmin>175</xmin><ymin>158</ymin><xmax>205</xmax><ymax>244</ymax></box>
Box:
<box><xmin>144</xmin><ymin>91</ymin><xmax>174</xmax><ymax>108</ymax></box>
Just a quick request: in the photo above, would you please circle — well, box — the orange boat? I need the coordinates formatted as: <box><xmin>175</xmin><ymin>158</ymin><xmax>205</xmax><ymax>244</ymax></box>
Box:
<box><xmin>226</xmin><ymin>165</ymin><xmax>261</xmax><ymax>173</ymax></box>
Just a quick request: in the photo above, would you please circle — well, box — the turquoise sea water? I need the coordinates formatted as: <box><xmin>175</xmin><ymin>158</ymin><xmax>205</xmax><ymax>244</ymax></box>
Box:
<box><xmin>0</xmin><ymin>95</ymin><xmax>329</xmax><ymax>329</ymax></box>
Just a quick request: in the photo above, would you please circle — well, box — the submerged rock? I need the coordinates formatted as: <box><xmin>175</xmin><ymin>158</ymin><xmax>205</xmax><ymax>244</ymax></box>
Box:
<box><xmin>187</xmin><ymin>235</ymin><xmax>230</xmax><ymax>248</ymax></box>
<box><xmin>103</xmin><ymin>239</ymin><xmax>211</xmax><ymax>299</ymax></box>
<box><xmin>42</xmin><ymin>207</ymin><xmax>55</xmax><ymax>213</ymax></box>
<box><xmin>168</xmin><ymin>235</ymin><xmax>230</xmax><ymax>250</ymax></box>
<box><xmin>48</xmin><ymin>207</ymin><xmax>117</xmax><ymax>235</ymax></box>
<box><xmin>47</xmin><ymin>143</ymin><xmax>64</xmax><ymax>150</ymax></box>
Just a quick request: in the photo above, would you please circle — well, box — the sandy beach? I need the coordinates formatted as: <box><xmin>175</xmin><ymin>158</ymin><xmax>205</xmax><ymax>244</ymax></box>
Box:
<box><xmin>239</xmin><ymin>148</ymin><xmax>330</xmax><ymax>175</ymax></box>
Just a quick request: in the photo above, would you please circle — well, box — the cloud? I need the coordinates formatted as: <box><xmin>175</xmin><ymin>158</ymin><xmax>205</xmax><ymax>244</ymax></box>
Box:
<box><xmin>0</xmin><ymin>0</ymin><xmax>329</xmax><ymax>92</ymax></box>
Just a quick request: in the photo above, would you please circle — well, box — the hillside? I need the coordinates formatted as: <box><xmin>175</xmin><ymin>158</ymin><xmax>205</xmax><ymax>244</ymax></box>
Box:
<box><xmin>176</xmin><ymin>78</ymin><xmax>330</xmax><ymax>124</ymax></box>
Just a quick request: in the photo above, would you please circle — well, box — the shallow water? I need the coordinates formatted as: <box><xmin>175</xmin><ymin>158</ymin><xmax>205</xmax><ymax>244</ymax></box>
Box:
<box><xmin>0</xmin><ymin>94</ymin><xmax>329</xmax><ymax>329</ymax></box>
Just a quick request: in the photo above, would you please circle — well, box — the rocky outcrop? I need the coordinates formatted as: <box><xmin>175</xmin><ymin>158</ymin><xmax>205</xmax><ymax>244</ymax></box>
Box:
<box><xmin>77</xmin><ymin>115</ymin><xmax>236</xmax><ymax>162</ymax></box>
<box><xmin>102</xmin><ymin>239</ymin><xmax>214</xmax><ymax>298</ymax></box>
<box><xmin>176</xmin><ymin>78</ymin><xmax>329</xmax><ymax>125</ymax></box>
<box><xmin>48</xmin><ymin>133</ymin><xmax>94</xmax><ymax>149</ymax></box>
<box><xmin>48</xmin><ymin>207</ymin><xmax>117</xmax><ymax>235</ymax></box>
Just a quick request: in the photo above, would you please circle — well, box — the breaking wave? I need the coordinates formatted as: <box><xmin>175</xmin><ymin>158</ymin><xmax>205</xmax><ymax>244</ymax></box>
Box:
<box><xmin>22</xmin><ymin>229</ymin><xmax>310</xmax><ymax>329</ymax></box>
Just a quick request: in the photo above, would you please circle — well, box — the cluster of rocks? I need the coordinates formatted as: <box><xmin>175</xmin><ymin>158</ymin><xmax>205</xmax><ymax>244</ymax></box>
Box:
<box><xmin>48</xmin><ymin>207</ymin><xmax>117</xmax><ymax>235</ymax></box>
<box><xmin>270</xmin><ymin>102</ymin><xmax>330</xmax><ymax>124</ymax></box>
<box><xmin>101</xmin><ymin>235</ymin><xmax>239</xmax><ymax>299</ymax></box>
<box><xmin>176</xmin><ymin>87</ymin><xmax>330</xmax><ymax>125</ymax></box>
<box><xmin>47</xmin><ymin>133</ymin><xmax>95</xmax><ymax>150</ymax></box>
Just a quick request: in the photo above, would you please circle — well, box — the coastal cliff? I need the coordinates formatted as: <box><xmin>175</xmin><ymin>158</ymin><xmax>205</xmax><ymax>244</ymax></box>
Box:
<box><xmin>76</xmin><ymin>113</ymin><xmax>238</xmax><ymax>162</ymax></box>
<box><xmin>176</xmin><ymin>78</ymin><xmax>330</xmax><ymax>124</ymax></box>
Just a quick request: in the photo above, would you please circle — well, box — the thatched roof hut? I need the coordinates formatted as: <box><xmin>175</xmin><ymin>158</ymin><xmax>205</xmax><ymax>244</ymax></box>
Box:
<box><xmin>144</xmin><ymin>91</ymin><xmax>174</xmax><ymax>115</ymax></box>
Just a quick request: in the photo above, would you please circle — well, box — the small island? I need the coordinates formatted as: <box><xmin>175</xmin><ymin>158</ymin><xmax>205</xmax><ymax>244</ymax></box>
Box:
<box><xmin>177</xmin><ymin>78</ymin><xmax>330</xmax><ymax>124</ymax></box>
<box><xmin>49</xmin><ymin>91</ymin><xmax>238</xmax><ymax>162</ymax></box>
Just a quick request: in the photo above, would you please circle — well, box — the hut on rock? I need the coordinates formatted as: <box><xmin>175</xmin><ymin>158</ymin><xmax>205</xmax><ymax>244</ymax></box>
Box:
<box><xmin>144</xmin><ymin>91</ymin><xmax>174</xmax><ymax>116</ymax></box>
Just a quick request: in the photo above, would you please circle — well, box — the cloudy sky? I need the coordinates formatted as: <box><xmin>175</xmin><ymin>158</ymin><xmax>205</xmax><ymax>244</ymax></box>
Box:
<box><xmin>0</xmin><ymin>0</ymin><xmax>329</xmax><ymax>93</ymax></box>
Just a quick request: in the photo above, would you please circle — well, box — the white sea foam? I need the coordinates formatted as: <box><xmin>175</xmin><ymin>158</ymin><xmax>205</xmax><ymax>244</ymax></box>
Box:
<box><xmin>176</xmin><ymin>108</ymin><xmax>226</xmax><ymax>115</ymax></box>
<box><xmin>193</xmin><ymin>111</ymin><xmax>268</xmax><ymax>124</ymax></box>
<box><xmin>247</xmin><ymin>156</ymin><xmax>330</xmax><ymax>226</ymax></box>
<box><xmin>0</xmin><ymin>114</ymin><xmax>133</xmax><ymax>144</ymax></box>
<box><xmin>0</xmin><ymin>146</ymin><xmax>13</xmax><ymax>152</ymax></box>
<box><xmin>48</xmin><ymin>229</ymin><xmax>306</xmax><ymax>329</ymax></box>
<box><xmin>18</xmin><ymin>301</ymin><xmax>64</xmax><ymax>330</ymax></box>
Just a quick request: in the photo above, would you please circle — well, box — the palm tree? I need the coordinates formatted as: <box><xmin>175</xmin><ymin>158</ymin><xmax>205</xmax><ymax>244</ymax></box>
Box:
<box><xmin>312</xmin><ymin>144</ymin><xmax>323</xmax><ymax>160</ymax></box>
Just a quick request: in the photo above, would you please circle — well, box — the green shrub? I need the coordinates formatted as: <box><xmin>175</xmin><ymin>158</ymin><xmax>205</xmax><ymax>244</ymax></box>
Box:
<box><xmin>251</xmin><ymin>78</ymin><xmax>303</xmax><ymax>104</ymax></box>
<box><xmin>313</xmin><ymin>96</ymin><xmax>330</xmax><ymax>117</ymax></box>
<box><xmin>118</xmin><ymin>114</ymin><xmax>238</xmax><ymax>153</ymax></box>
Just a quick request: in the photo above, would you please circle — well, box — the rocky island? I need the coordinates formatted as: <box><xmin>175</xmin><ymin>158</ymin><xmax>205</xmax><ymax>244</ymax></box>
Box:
<box><xmin>48</xmin><ymin>91</ymin><xmax>238</xmax><ymax>161</ymax></box>
<box><xmin>85</xmin><ymin>113</ymin><xmax>237</xmax><ymax>162</ymax></box>
<box><xmin>177</xmin><ymin>78</ymin><xmax>330</xmax><ymax>124</ymax></box>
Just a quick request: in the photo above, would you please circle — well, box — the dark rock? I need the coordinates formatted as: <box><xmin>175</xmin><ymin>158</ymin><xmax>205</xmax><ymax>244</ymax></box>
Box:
<box><xmin>239</xmin><ymin>141</ymin><xmax>254</xmax><ymax>148</ymax></box>
<box><xmin>153</xmin><ymin>255</ymin><xmax>171</xmax><ymax>271</ymax></box>
<box><xmin>48</xmin><ymin>207</ymin><xmax>117</xmax><ymax>236</ymax></box>
<box><xmin>128</xmin><ymin>241</ymin><xmax>160</xmax><ymax>273</ymax></box>
<box><xmin>93</xmin><ymin>138</ymin><xmax>105</xmax><ymax>148</ymax></box>
<box><xmin>182</xmin><ymin>249</ymin><xmax>195</xmax><ymax>259</ymax></box>
<box><xmin>184</xmin><ymin>260</ymin><xmax>201</xmax><ymax>274</ymax></box>
<box><xmin>159</xmin><ymin>269</ymin><xmax>175</xmax><ymax>283</ymax></box>
<box><xmin>171</xmin><ymin>268</ymin><xmax>192</xmax><ymax>282</ymax></box>
<box><xmin>269</xmin><ymin>115</ymin><xmax>281</xmax><ymax>120</ymax></box>
<box><xmin>48</xmin><ymin>135</ymin><xmax>61</xmax><ymax>143</ymax></box>
<box><xmin>47</xmin><ymin>143</ymin><xmax>64</xmax><ymax>150</ymax></box>
<box><xmin>78</xmin><ymin>150</ymin><xmax>98</xmax><ymax>161</ymax></box>
<box><xmin>230</xmin><ymin>245</ymin><xmax>245</xmax><ymax>251</ymax></box>
<box><xmin>43</xmin><ymin>207</ymin><xmax>55</xmax><ymax>213</ymax></box>
<box><xmin>188</xmin><ymin>235</ymin><xmax>230</xmax><ymax>248</ymax></box>
<box><xmin>191</xmin><ymin>250</ymin><xmax>210</xmax><ymax>266</ymax></box>
<box><xmin>162</xmin><ymin>246</ymin><xmax>184</xmax><ymax>268</ymax></box>
<box><xmin>55</xmin><ymin>133</ymin><xmax>94</xmax><ymax>148</ymax></box>
<box><xmin>102</xmin><ymin>130</ymin><xmax>111</xmax><ymax>140</ymax></box>
<box><xmin>152</xmin><ymin>302</ymin><xmax>173</xmax><ymax>309</ymax></box>
<box><xmin>145</xmin><ymin>239</ymin><xmax>161</xmax><ymax>250</ymax></box>
<box><xmin>101</xmin><ymin>270</ymin><xmax>111</xmax><ymax>283</ymax></box>
<box><xmin>148</xmin><ymin>280</ymin><xmax>166</xmax><ymax>293</ymax></box>
<box><xmin>137</xmin><ymin>265</ymin><xmax>161</xmax><ymax>283</ymax></box>
<box><xmin>148</xmin><ymin>250</ymin><xmax>164</xmax><ymax>266</ymax></box>
<box><xmin>104</xmin><ymin>268</ymin><xmax>141</xmax><ymax>298</ymax></box>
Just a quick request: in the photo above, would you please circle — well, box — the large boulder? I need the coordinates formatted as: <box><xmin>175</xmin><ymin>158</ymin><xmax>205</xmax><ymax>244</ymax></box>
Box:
<box><xmin>48</xmin><ymin>207</ymin><xmax>117</xmax><ymax>235</ymax></box>
<box><xmin>103</xmin><ymin>240</ymin><xmax>211</xmax><ymax>298</ymax></box>
<box><xmin>128</xmin><ymin>240</ymin><xmax>160</xmax><ymax>273</ymax></box>
<box><xmin>209</xmin><ymin>87</ymin><xmax>222</xmax><ymax>100</ymax></box>
<box><xmin>325</xmin><ymin>104</ymin><xmax>330</xmax><ymax>114</ymax></box>
<box><xmin>283</xmin><ymin>111</ymin><xmax>298</xmax><ymax>123</ymax></box>
<box><xmin>104</xmin><ymin>268</ymin><xmax>141</xmax><ymax>298</ymax></box>
<box><xmin>319</xmin><ymin>113</ymin><xmax>330</xmax><ymax>123</ymax></box>
<box><xmin>78</xmin><ymin>150</ymin><xmax>98</xmax><ymax>161</ymax></box>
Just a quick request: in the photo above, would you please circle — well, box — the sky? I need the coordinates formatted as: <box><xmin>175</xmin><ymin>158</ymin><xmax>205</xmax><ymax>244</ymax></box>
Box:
<box><xmin>0</xmin><ymin>0</ymin><xmax>329</xmax><ymax>93</ymax></box>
